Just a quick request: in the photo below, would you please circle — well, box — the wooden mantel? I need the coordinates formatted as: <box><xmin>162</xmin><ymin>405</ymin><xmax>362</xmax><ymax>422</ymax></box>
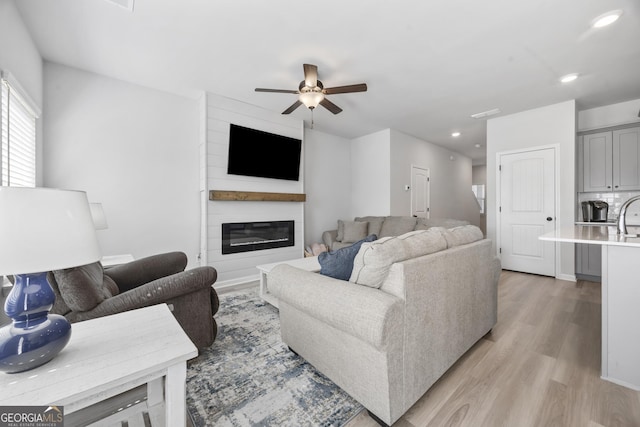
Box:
<box><xmin>209</xmin><ymin>190</ymin><xmax>306</xmax><ymax>202</ymax></box>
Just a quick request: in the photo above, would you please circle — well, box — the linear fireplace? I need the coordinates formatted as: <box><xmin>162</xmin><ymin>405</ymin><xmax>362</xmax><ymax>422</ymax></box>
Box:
<box><xmin>222</xmin><ymin>220</ymin><xmax>295</xmax><ymax>254</ymax></box>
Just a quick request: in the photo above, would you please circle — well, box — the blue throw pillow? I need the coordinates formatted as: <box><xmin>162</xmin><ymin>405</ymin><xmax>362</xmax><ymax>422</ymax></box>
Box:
<box><xmin>318</xmin><ymin>234</ymin><xmax>377</xmax><ymax>280</ymax></box>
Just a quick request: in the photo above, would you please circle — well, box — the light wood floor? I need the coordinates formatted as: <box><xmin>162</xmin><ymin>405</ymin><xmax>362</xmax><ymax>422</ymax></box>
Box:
<box><xmin>347</xmin><ymin>270</ymin><xmax>640</xmax><ymax>427</ymax></box>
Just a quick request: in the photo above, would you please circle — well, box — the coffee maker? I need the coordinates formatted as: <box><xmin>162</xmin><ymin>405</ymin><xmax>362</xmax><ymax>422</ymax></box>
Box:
<box><xmin>582</xmin><ymin>200</ymin><xmax>609</xmax><ymax>222</ymax></box>
<box><xmin>591</xmin><ymin>200</ymin><xmax>609</xmax><ymax>222</ymax></box>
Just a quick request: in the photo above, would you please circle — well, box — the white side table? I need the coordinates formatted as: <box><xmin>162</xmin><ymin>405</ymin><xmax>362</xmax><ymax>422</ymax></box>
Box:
<box><xmin>256</xmin><ymin>256</ymin><xmax>320</xmax><ymax>308</ymax></box>
<box><xmin>0</xmin><ymin>304</ymin><xmax>197</xmax><ymax>427</ymax></box>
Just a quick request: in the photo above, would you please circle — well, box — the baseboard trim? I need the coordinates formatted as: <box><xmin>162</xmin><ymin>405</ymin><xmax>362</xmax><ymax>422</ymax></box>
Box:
<box><xmin>214</xmin><ymin>275</ymin><xmax>259</xmax><ymax>294</ymax></box>
<box><xmin>556</xmin><ymin>273</ymin><xmax>577</xmax><ymax>282</ymax></box>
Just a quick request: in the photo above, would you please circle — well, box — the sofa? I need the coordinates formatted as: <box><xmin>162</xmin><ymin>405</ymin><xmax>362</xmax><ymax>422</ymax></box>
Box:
<box><xmin>269</xmin><ymin>225</ymin><xmax>500</xmax><ymax>426</ymax></box>
<box><xmin>46</xmin><ymin>252</ymin><xmax>220</xmax><ymax>349</ymax></box>
<box><xmin>322</xmin><ymin>215</ymin><xmax>470</xmax><ymax>250</ymax></box>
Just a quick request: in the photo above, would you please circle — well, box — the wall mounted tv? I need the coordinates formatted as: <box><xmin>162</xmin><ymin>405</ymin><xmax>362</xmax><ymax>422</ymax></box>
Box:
<box><xmin>227</xmin><ymin>124</ymin><xmax>302</xmax><ymax>181</ymax></box>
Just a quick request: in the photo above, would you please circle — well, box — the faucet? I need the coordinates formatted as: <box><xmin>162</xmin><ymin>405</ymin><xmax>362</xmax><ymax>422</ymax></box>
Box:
<box><xmin>617</xmin><ymin>195</ymin><xmax>640</xmax><ymax>236</ymax></box>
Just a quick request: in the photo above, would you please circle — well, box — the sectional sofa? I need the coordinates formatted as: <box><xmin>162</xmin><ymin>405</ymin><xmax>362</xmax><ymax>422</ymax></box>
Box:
<box><xmin>269</xmin><ymin>225</ymin><xmax>500</xmax><ymax>426</ymax></box>
<box><xmin>322</xmin><ymin>215</ymin><xmax>470</xmax><ymax>250</ymax></box>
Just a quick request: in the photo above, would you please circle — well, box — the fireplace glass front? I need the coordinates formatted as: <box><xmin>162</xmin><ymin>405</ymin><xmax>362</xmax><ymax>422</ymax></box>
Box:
<box><xmin>222</xmin><ymin>220</ymin><xmax>294</xmax><ymax>254</ymax></box>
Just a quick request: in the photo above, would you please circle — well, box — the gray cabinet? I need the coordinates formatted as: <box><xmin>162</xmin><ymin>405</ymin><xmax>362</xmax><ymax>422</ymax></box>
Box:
<box><xmin>575</xmin><ymin>243</ymin><xmax>601</xmax><ymax>280</ymax></box>
<box><xmin>581</xmin><ymin>126</ymin><xmax>640</xmax><ymax>192</ymax></box>
<box><xmin>613</xmin><ymin>127</ymin><xmax>640</xmax><ymax>191</ymax></box>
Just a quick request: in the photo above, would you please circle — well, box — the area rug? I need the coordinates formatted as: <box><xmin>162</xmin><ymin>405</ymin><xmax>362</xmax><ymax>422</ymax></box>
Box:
<box><xmin>186</xmin><ymin>288</ymin><xmax>364</xmax><ymax>426</ymax></box>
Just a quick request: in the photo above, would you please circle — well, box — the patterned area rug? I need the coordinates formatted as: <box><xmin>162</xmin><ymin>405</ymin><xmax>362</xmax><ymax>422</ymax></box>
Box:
<box><xmin>186</xmin><ymin>288</ymin><xmax>364</xmax><ymax>426</ymax></box>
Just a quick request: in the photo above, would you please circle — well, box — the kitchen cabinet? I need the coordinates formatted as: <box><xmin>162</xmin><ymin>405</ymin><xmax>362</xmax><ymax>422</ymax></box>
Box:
<box><xmin>581</xmin><ymin>126</ymin><xmax>640</xmax><ymax>192</ymax></box>
<box><xmin>575</xmin><ymin>242</ymin><xmax>601</xmax><ymax>280</ymax></box>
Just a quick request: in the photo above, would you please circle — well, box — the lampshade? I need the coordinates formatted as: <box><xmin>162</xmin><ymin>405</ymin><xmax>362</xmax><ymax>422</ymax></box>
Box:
<box><xmin>90</xmin><ymin>202</ymin><xmax>109</xmax><ymax>230</ymax></box>
<box><xmin>299</xmin><ymin>90</ymin><xmax>324</xmax><ymax>109</ymax></box>
<box><xmin>0</xmin><ymin>187</ymin><xmax>102</xmax><ymax>275</ymax></box>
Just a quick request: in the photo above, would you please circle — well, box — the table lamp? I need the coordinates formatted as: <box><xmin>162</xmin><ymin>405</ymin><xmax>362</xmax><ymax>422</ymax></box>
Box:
<box><xmin>0</xmin><ymin>187</ymin><xmax>101</xmax><ymax>373</ymax></box>
<box><xmin>89</xmin><ymin>202</ymin><xmax>108</xmax><ymax>230</ymax></box>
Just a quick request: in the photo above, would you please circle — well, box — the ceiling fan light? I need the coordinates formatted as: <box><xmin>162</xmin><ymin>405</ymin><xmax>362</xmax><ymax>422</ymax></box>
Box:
<box><xmin>592</xmin><ymin>10</ymin><xmax>622</xmax><ymax>28</ymax></box>
<box><xmin>560</xmin><ymin>73</ymin><xmax>579</xmax><ymax>83</ymax></box>
<box><xmin>299</xmin><ymin>91</ymin><xmax>324</xmax><ymax>109</ymax></box>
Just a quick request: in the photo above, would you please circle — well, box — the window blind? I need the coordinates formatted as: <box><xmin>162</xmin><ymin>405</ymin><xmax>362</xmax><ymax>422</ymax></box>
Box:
<box><xmin>0</xmin><ymin>73</ymin><xmax>39</xmax><ymax>187</ymax></box>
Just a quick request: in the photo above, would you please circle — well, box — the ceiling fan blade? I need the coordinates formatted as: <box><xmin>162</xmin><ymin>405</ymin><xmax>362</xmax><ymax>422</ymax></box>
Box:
<box><xmin>323</xmin><ymin>83</ymin><xmax>368</xmax><ymax>95</ymax></box>
<box><xmin>255</xmin><ymin>88</ymin><xmax>299</xmax><ymax>94</ymax></box>
<box><xmin>303</xmin><ymin>64</ymin><xmax>318</xmax><ymax>88</ymax></box>
<box><xmin>320</xmin><ymin>98</ymin><xmax>343</xmax><ymax>114</ymax></box>
<box><xmin>282</xmin><ymin>100</ymin><xmax>303</xmax><ymax>114</ymax></box>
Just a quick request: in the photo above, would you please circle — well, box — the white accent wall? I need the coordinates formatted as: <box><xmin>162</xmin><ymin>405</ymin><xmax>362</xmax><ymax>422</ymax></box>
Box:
<box><xmin>43</xmin><ymin>63</ymin><xmax>201</xmax><ymax>267</ymax></box>
<box><xmin>389</xmin><ymin>129</ymin><xmax>478</xmax><ymax>224</ymax></box>
<box><xmin>0</xmin><ymin>0</ymin><xmax>43</xmax><ymax>184</ymax></box>
<box><xmin>487</xmin><ymin>100</ymin><xmax>576</xmax><ymax>280</ymax></box>
<box><xmin>350</xmin><ymin>129</ymin><xmax>391</xmax><ymax>217</ymax></box>
<box><xmin>346</xmin><ymin>128</ymin><xmax>478</xmax><ymax>224</ymax></box>
<box><xmin>303</xmin><ymin>128</ymin><xmax>352</xmax><ymax>246</ymax></box>
<box><xmin>204</xmin><ymin>93</ymin><xmax>304</xmax><ymax>285</ymax></box>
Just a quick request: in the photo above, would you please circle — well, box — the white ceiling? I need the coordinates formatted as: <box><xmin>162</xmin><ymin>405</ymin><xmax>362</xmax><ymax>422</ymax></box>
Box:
<box><xmin>15</xmin><ymin>0</ymin><xmax>640</xmax><ymax>164</ymax></box>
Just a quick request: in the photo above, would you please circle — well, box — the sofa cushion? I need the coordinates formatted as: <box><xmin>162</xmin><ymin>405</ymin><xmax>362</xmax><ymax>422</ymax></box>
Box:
<box><xmin>53</xmin><ymin>262</ymin><xmax>118</xmax><ymax>312</ymax></box>
<box><xmin>439</xmin><ymin>225</ymin><xmax>484</xmax><ymax>248</ymax></box>
<box><xmin>342</xmin><ymin>220</ymin><xmax>369</xmax><ymax>243</ymax></box>
<box><xmin>354</xmin><ymin>216</ymin><xmax>385</xmax><ymax>237</ymax></box>
<box><xmin>379</xmin><ymin>216</ymin><xmax>417</xmax><ymax>237</ymax></box>
<box><xmin>337</xmin><ymin>219</ymin><xmax>368</xmax><ymax>242</ymax></box>
<box><xmin>319</xmin><ymin>234</ymin><xmax>377</xmax><ymax>280</ymax></box>
<box><xmin>415</xmin><ymin>218</ymin><xmax>469</xmax><ymax>230</ymax></box>
<box><xmin>350</xmin><ymin>229</ymin><xmax>447</xmax><ymax>288</ymax></box>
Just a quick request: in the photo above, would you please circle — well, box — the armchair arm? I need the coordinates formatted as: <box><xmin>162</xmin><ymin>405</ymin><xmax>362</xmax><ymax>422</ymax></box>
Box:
<box><xmin>104</xmin><ymin>252</ymin><xmax>188</xmax><ymax>293</ymax></box>
<box><xmin>71</xmin><ymin>266</ymin><xmax>217</xmax><ymax>322</ymax></box>
<box><xmin>269</xmin><ymin>264</ymin><xmax>402</xmax><ymax>350</ymax></box>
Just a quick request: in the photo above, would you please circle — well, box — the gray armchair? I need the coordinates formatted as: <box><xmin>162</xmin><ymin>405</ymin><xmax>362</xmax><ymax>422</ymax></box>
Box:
<box><xmin>46</xmin><ymin>252</ymin><xmax>219</xmax><ymax>349</ymax></box>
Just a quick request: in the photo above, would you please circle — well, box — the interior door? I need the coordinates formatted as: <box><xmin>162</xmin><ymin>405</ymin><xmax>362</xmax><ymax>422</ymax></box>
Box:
<box><xmin>411</xmin><ymin>165</ymin><xmax>430</xmax><ymax>218</ymax></box>
<box><xmin>499</xmin><ymin>148</ymin><xmax>556</xmax><ymax>276</ymax></box>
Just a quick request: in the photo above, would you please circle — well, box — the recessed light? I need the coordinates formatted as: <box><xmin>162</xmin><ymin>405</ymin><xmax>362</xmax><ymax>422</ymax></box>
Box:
<box><xmin>560</xmin><ymin>73</ymin><xmax>579</xmax><ymax>83</ymax></box>
<box><xmin>451</xmin><ymin>132</ymin><xmax>461</xmax><ymax>137</ymax></box>
<box><xmin>592</xmin><ymin>10</ymin><xmax>622</xmax><ymax>28</ymax></box>
<box><xmin>474</xmin><ymin>144</ymin><xmax>481</xmax><ymax>148</ymax></box>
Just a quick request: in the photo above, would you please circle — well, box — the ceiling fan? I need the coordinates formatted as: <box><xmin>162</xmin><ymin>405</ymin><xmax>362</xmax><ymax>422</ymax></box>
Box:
<box><xmin>255</xmin><ymin>64</ymin><xmax>367</xmax><ymax>115</ymax></box>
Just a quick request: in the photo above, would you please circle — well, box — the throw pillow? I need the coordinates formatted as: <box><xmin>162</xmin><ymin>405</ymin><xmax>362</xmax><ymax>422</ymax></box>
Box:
<box><xmin>354</xmin><ymin>216</ymin><xmax>385</xmax><ymax>237</ymax></box>
<box><xmin>45</xmin><ymin>272</ymin><xmax>71</xmax><ymax>316</ymax></box>
<box><xmin>336</xmin><ymin>219</ymin><xmax>346</xmax><ymax>242</ymax></box>
<box><xmin>342</xmin><ymin>220</ymin><xmax>368</xmax><ymax>243</ymax></box>
<box><xmin>53</xmin><ymin>262</ymin><xmax>115</xmax><ymax>312</ymax></box>
<box><xmin>319</xmin><ymin>234</ymin><xmax>377</xmax><ymax>280</ymax></box>
<box><xmin>350</xmin><ymin>229</ymin><xmax>448</xmax><ymax>288</ymax></box>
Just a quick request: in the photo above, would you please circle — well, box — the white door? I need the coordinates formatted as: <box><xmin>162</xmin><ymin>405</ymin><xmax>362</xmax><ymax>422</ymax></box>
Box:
<box><xmin>499</xmin><ymin>148</ymin><xmax>556</xmax><ymax>276</ymax></box>
<box><xmin>411</xmin><ymin>165</ymin><xmax>430</xmax><ymax>218</ymax></box>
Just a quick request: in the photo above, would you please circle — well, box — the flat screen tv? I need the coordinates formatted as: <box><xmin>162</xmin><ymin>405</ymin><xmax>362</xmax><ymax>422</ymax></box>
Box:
<box><xmin>227</xmin><ymin>124</ymin><xmax>302</xmax><ymax>181</ymax></box>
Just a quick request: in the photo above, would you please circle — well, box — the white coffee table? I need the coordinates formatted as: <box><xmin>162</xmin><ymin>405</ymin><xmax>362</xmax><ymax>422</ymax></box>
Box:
<box><xmin>256</xmin><ymin>256</ymin><xmax>320</xmax><ymax>308</ymax></box>
<box><xmin>0</xmin><ymin>304</ymin><xmax>197</xmax><ymax>427</ymax></box>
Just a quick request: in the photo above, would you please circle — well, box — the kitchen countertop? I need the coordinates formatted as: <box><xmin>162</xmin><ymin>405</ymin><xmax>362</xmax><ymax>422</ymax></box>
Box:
<box><xmin>540</xmin><ymin>225</ymin><xmax>640</xmax><ymax>247</ymax></box>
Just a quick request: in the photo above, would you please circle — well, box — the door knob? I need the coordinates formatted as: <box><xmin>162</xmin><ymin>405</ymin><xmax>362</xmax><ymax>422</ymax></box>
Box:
<box><xmin>546</xmin><ymin>217</ymin><xmax>553</xmax><ymax>221</ymax></box>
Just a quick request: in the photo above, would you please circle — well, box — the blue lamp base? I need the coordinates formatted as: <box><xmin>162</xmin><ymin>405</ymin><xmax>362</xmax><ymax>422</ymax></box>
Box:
<box><xmin>0</xmin><ymin>272</ymin><xmax>72</xmax><ymax>374</ymax></box>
